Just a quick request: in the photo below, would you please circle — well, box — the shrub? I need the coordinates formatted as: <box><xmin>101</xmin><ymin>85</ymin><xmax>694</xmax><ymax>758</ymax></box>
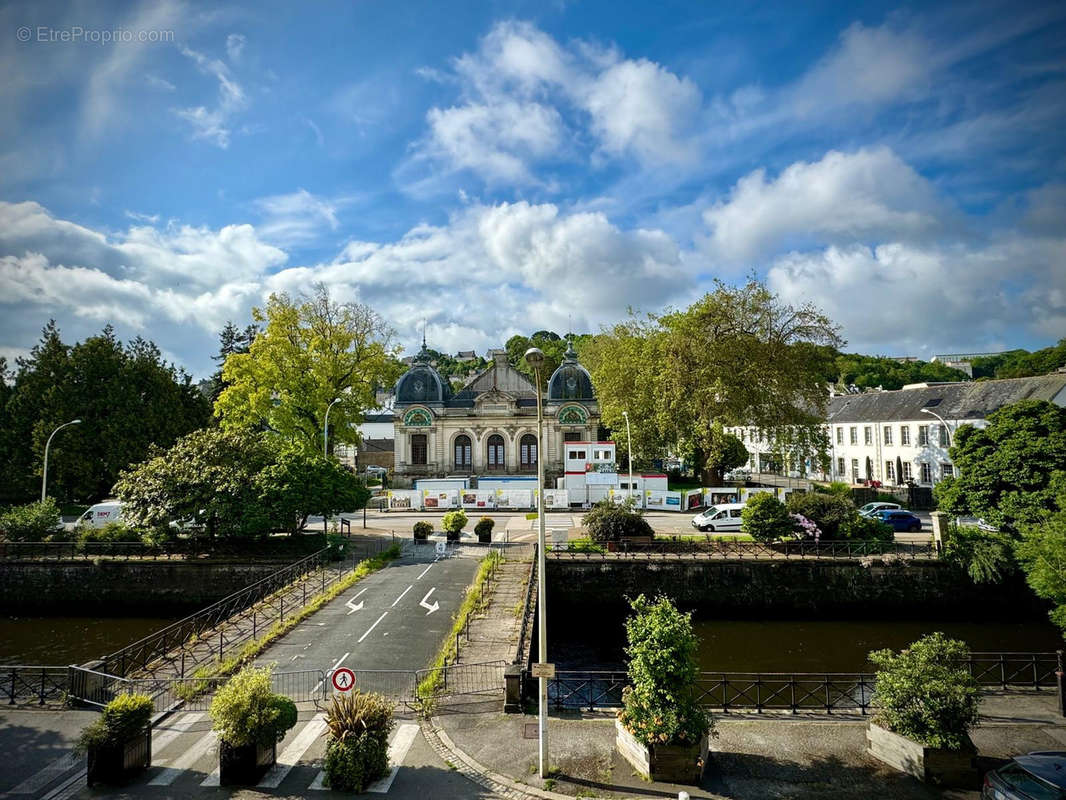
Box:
<box><xmin>868</xmin><ymin>632</ymin><xmax>980</xmax><ymax>750</ymax></box>
<box><xmin>843</xmin><ymin>515</ymin><xmax>894</xmax><ymax>543</ymax></box>
<box><xmin>78</xmin><ymin>521</ymin><xmax>143</xmax><ymax>544</ymax></box>
<box><xmin>583</xmin><ymin>499</ymin><xmax>653</xmax><ymax>544</ymax></box>
<box><xmin>787</xmin><ymin>492</ymin><xmax>856</xmax><ymax>538</ymax></box>
<box><xmin>412</xmin><ymin>521</ymin><xmax>432</xmax><ymax>540</ymax></box>
<box><xmin>474</xmin><ymin>516</ymin><xmax>494</xmax><ymax>542</ymax></box>
<box><xmin>943</xmin><ymin>524</ymin><xmax>1013</xmax><ymax>584</ymax></box>
<box><xmin>323</xmin><ymin>690</ymin><xmax>395</xmax><ymax>791</ymax></box>
<box><xmin>441</xmin><ymin>509</ymin><xmax>468</xmax><ymax>540</ymax></box>
<box><xmin>0</xmin><ymin>498</ymin><xmax>62</xmax><ymax>542</ymax></box>
<box><xmin>618</xmin><ymin>595</ymin><xmax>713</xmax><ymax>747</ymax></box>
<box><xmin>209</xmin><ymin>666</ymin><xmax>298</xmax><ymax>747</ymax></box>
<box><xmin>76</xmin><ymin>693</ymin><xmax>154</xmax><ymax>753</ymax></box>
<box><xmin>741</xmin><ymin>493</ymin><xmax>793</xmax><ymax>542</ymax></box>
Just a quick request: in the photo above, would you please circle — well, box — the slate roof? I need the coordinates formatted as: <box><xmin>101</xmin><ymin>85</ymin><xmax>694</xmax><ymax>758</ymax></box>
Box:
<box><xmin>827</xmin><ymin>375</ymin><xmax>1066</xmax><ymax>424</ymax></box>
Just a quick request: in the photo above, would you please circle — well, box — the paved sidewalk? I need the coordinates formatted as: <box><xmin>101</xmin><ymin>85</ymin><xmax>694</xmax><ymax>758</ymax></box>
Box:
<box><xmin>454</xmin><ymin>549</ymin><xmax>533</xmax><ymax>667</ymax></box>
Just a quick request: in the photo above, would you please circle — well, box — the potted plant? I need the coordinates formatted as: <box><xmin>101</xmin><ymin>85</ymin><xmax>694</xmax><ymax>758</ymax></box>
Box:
<box><xmin>209</xmin><ymin>666</ymin><xmax>298</xmax><ymax>786</ymax></box>
<box><xmin>78</xmin><ymin>693</ymin><xmax>154</xmax><ymax>786</ymax></box>
<box><xmin>866</xmin><ymin>633</ymin><xmax>980</xmax><ymax>787</ymax></box>
<box><xmin>441</xmin><ymin>509</ymin><xmax>468</xmax><ymax>542</ymax></box>
<box><xmin>412</xmin><ymin>521</ymin><xmax>432</xmax><ymax>541</ymax></box>
<box><xmin>322</xmin><ymin>690</ymin><xmax>395</xmax><ymax>791</ymax></box>
<box><xmin>615</xmin><ymin>595</ymin><xmax>714</xmax><ymax>784</ymax></box>
<box><xmin>474</xmin><ymin>516</ymin><xmax>495</xmax><ymax>543</ymax></box>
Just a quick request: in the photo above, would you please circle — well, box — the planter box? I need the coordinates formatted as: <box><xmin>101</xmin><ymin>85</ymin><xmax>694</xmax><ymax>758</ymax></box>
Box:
<box><xmin>219</xmin><ymin>739</ymin><xmax>277</xmax><ymax>786</ymax></box>
<box><xmin>866</xmin><ymin>722</ymin><xmax>978</xmax><ymax>788</ymax></box>
<box><xmin>615</xmin><ymin>718</ymin><xmax>707</xmax><ymax>785</ymax></box>
<box><xmin>86</xmin><ymin>726</ymin><xmax>152</xmax><ymax>786</ymax></box>
<box><xmin>477</xmin><ymin>531</ymin><xmax>492</xmax><ymax>543</ymax></box>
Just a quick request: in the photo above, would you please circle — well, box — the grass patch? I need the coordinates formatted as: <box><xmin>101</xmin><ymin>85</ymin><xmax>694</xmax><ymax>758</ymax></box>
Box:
<box><xmin>174</xmin><ymin>544</ymin><xmax>401</xmax><ymax>699</ymax></box>
<box><xmin>524</xmin><ymin>512</ymin><xmax>538</xmax><ymax>520</ymax></box>
<box><xmin>565</xmin><ymin>537</ymin><xmax>606</xmax><ymax>553</ymax></box>
<box><xmin>416</xmin><ymin>549</ymin><xmax>501</xmax><ymax>706</ymax></box>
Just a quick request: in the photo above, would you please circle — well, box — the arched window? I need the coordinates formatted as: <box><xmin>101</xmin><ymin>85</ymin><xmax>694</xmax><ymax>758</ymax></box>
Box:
<box><xmin>520</xmin><ymin>434</ymin><xmax>538</xmax><ymax>470</ymax></box>
<box><xmin>454</xmin><ymin>435</ymin><xmax>472</xmax><ymax>470</ymax></box>
<box><xmin>486</xmin><ymin>434</ymin><xmax>505</xmax><ymax>471</ymax></box>
<box><xmin>411</xmin><ymin>434</ymin><xmax>427</xmax><ymax>466</ymax></box>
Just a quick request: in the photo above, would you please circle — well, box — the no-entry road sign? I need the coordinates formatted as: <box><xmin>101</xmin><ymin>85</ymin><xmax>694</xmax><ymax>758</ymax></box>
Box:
<box><xmin>331</xmin><ymin>667</ymin><xmax>356</xmax><ymax>692</ymax></box>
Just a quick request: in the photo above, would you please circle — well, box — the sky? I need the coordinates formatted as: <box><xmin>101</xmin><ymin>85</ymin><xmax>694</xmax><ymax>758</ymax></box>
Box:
<box><xmin>1</xmin><ymin>0</ymin><xmax>1064</xmax><ymax>379</ymax></box>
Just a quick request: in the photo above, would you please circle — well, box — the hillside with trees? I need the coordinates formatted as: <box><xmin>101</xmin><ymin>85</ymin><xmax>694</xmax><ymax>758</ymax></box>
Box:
<box><xmin>970</xmin><ymin>339</ymin><xmax>1066</xmax><ymax>379</ymax></box>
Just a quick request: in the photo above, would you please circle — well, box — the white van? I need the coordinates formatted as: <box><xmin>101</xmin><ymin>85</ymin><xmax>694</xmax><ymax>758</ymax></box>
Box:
<box><xmin>76</xmin><ymin>500</ymin><xmax>123</xmax><ymax>528</ymax></box>
<box><xmin>691</xmin><ymin>502</ymin><xmax>745</xmax><ymax>533</ymax></box>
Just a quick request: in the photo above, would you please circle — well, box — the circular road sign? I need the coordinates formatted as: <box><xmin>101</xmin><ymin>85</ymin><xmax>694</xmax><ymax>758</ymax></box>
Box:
<box><xmin>331</xmin><ymin>667</ymin><xmax>356</xmax><ymax>692</ymax></box>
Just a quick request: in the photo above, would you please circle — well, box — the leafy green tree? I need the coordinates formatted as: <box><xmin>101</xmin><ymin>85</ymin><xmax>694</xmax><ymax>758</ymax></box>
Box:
<box><xmin>618</xmin><ymin>595</ymin><xmax>713</xmax><ymax>748</ymax></box>
<box><xmin>971</xmin><ymin>339</ymin><xmax>1066</xmax><ymax>379</ymax></box>
<box><xmin>786</xmin><ymin>491</ymin><xmax>856</xmax><ymax>539</ymax></box>
<box><xmin>1015</xmin><ymin>510</ymin><xmax>1066</xmax><ymax>632</ymax></box>
<box><xmin>114</xmin><ymin>428</ymin><xmax>276</xmax><ymax>539</ymax></box>
<box><xmin>703</xmin><ymin>422</ymin><xmax>748</xmax><ymax>484</ymax></box>
<box><xmin>216</xmin><ymin>286</ymin><xmax>403</xmax><ymax>453</ymax></box>
<box><xmin>583</xmin><ymin>499</ymin><xmax>654</xmax><ymax>543</ymax></box>
<box><xmin>584</xmin><ymin>280</ymin><xmax>841</xmax><ymax>483</ymax></box>
<box><xmin>206</xmin><ymin>321</ymin><xmax>258</xmax><ymax>403</ymax></box>
<box><xmin>828</xmin><ymin>351</ymin><xmax>970</xmax><ymax>391</ymax></box>
<box><xmin>0</xmin><ymin>498</ymin><xmax>61</xmax><ymax>542</ymax></box>
<box><xmin>942</xmin><ymin>524</ymin><xmax>1014</xmax><ymax>584</ymax></box>
<box><xmin>934</xmin><ymin>400</ymin><xmax>1066</xmax><ymax>530</ymax></box>
<box><xmin>741</xmin><ymin>492</ymin><xmax>794</xmax><ymax>542</ymax></box>
<box><xmin>869</xmin><ymin>633</ymin><xmax>980</xmax><ymax>750</ymax></box>
<box><xmin>256</xmin><ymin>448</ymin><xmax>369</xmax><ymax>534</ymax></box>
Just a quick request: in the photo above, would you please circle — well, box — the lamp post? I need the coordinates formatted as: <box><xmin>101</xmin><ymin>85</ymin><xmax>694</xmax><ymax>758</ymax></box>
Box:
<box><xmin>524</xmin><ymin>346</ymin><xmax>549</xmax><ymax>779</ymax></box>
<box><xmin>41</xmin><ymin>419</ymin><xmax>81</xmax><ymax>503</ymax></box>
<box><xmin>920</xmin><ymin>407</ymin><xmax>955</xmax><ymax>480</ymax></box>
<box><xmin>622</xmin><ymin>411</ymin><xmax>633</xmax><ymax>504</ymax></box>
<box><xmin>324</xmin><ymin>397</ymin><xmax>342</xmax><ymax>458</ymax></box>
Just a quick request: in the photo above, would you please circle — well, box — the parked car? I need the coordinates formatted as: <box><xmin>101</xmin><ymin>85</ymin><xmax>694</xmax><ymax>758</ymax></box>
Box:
<box><xmin>858</xmin><ymin>502</ymin><xmax>901</xmax><ymax>517</ymax></box>
<box><xmin>691</xmin><ymin>503</ymin><xmax>745</xmax><ymax>533</ymax></box>
<box><xmin>75</xmin><ymin>500</ymin><xmax>123</xmax><ymax>528</ymax></box>
<box><xmin>873</xmin><ymin>509</ymin><xmax>923</xmax><ymax>533</ymax></box>
<box><xmin>982</xmin><ymin>751</ymin><xmax>1066</xmax><ymax>799</ymax></box>
<box><xmin>724</xmin><ymin>468</ymin><xmax>750</xmax><ymax>481</ymax></box>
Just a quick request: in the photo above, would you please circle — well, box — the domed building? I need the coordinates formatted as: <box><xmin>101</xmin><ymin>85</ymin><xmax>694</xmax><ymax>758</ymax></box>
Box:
<box><xmin>392</xmin><ymin>337</ymin><xmax>603</xmax><ymax>484</ymax></box>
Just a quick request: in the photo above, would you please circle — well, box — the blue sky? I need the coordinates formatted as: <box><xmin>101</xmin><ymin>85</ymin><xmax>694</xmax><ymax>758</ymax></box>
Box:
<box><xmin>1</xmin><ymin>0</ymin><xmax>1064</xmax><ymax>378</ymax></box>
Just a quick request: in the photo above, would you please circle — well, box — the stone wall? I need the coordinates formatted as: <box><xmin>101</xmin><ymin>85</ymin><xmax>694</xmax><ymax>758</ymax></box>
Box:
<box><xmin>0</xmin><ymin>560</ymin><xmax>290</xmax><ymax>614</ymax></box>
<box><xmin>546</xmin><ymin>557</ymin><xmax>1045</xmax><ymax>619</ymax></box>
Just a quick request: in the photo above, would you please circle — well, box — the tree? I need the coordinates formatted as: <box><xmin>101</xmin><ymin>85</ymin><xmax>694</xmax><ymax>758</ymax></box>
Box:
<box><xmin>584</xmin><ymin>280</ymin><xmax>841</xmax><ymax>483</ymax></box>
<box><xmin>827</xmin><ymin>351</ymin><xmax>970</xmax><ymax>391</ymax></box>
<box><xmin>505</xmin><ymin>330</ymin><xmax>594</xmax><ymax>391</ymax></box>
<box><xmin>933</xmin><ymin>400</ymin><xmax>1066</xmax><ymax>531</ymax></box>
<box><xmin>741</xmin><ymin>492</ymin><xmax>794</xmax><ymax>542</ymax></box>
<box><xmin>206</xmin><ymin>321</ymin><xmax>258</xmax><ymax>403</ymax></box>
<box><xmin>1015</xmin><ymin>509</ymin><xmax>1066</xmax><ymax>633</ymax></box>
<box><xmin>583</xmin><ymin>499</ymin><xmax>654</xmax><ymax>543</ymax></box>
<box><xmin>215</xmin><ymin>286</ymin><xmax>403</xmax><ymax>454</ymax></box>
<box><xmin>786</xmin><ymin>492</ymin><xmax>856</xmax><ymax>539</ymax></box>
<box><xmin>256</xmin><ymin>448</ymin><xmax>369</xmax><ymax>534</ymax></box>
<box><xmin>970</xmin><ymin>339</ymin><xmax>1066</xmax><ymax>379</ymax></box>
<box><xmin>703</xmin><ymin>422</ymin><xmax>749</xmax><ymax>484</ymax></box>
<box><xmin>0</xmin><ymin>498</ymin><xmax>61</xmax><ymax>542</ymax></box>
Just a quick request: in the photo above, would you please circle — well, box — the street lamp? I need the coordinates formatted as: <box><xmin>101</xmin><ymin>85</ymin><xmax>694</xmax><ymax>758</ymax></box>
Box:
<box><xmin>920</xmin><ymin>407</ymin><xmax>955</xmax><ymax>481</ymax></box>
<box><xmin>324</xmin><ymin>397</ymin><xmax>342</xmax><ymax>458</ymax></box>
<box><xmin>41</xmin><ymin>419</ymin><xmax>81</xmax><ymax>503</ymax></box>
<box><xmin>621</xmin><ymin>411</ymin><xmax>633</xmax><ymax>504</ymax></box>
<box><xmin>524</xmin><ymin>346</ymin><xmax>549</xmax><ymax>779</ymax></box>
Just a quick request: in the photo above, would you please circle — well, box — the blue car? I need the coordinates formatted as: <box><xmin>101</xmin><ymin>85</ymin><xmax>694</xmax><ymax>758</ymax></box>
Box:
<box><xmin>873</xmin><ymin>509</ymin><xmax>923</xmax><ymax>533</ymax></box>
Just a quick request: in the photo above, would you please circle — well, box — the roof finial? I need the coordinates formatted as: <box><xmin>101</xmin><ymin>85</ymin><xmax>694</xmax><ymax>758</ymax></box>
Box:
<box><xmin>422</xmin><ymin>320</ymin><xmax>427</xmax><ymax>350</ymax></box>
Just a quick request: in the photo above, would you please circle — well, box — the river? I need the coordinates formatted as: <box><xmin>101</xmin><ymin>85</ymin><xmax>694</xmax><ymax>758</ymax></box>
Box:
<box><xmin>0</xmin><ymin>615</ymin><xmax>176</xmax><ymax>666</ymax></box>
<box><xmin>552</xmin><ymin>616</ymin><xmax>1064</xmax><ymax>672</ymax></box>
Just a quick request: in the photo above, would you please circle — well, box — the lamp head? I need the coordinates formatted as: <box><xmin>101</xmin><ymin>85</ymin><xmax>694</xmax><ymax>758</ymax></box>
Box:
<box><xmin>524</xmin><ymin>347</ymin><xmax>545</xmax><ymax>370</ymax></box>
<box><xmin>622</xmin><ymin>411</ymin><xmax>629</xmax><ymax>418</ymax></box>
<box><xmin>71</xmin><ymin>419</ymin><xmax>82</xmax><ymax>424</ymax></box>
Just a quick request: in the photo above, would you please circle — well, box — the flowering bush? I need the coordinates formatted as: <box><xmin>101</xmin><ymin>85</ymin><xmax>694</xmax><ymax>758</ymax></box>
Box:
<box><xmin>790</xmin><ymin>513</ymin><xmax>820</xmax><ymax>539</ymax></box>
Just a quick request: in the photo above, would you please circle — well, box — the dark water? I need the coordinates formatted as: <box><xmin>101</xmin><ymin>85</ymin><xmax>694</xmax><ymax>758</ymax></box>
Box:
<box><xmin>0</xmin><ymin>616</ymin><xmax>176</xmax><ymax>665</ymax></box>
<box><xmin>552</xmin><ymin>617</ymin><xmax>1065</xmax><ymax>673</ymax></box>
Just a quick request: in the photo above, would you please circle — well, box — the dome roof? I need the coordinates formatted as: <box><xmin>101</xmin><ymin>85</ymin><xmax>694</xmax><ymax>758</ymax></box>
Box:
<box><xmin>547</xmin><ymin>340</ymin><xmax>594</xmax><ymax>401</ymax></box>
<box><xmin>395</xmin><ymin>344</ymin><xmax>451</xmax><ymax>404</ymax></box>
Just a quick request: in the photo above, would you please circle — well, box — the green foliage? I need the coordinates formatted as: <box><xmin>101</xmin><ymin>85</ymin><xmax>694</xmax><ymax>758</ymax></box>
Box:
<box><xmin>209</xmin><ymin>666</ymin><xmax>298</xmax><ymax>747</ymax></box>
<box><xmin>205</xmin><ymin>322</ymin><xmax>258</xmax><ymax>404</ymax></box>
<box><xmin>970</xmin><ymin>339</ymin><xmax>1066</xmax><ymax>379</ymax></box>
<box><xmin>703</xmin><ymin>422</ymin><xmax>749</xmax><ymax>484</ymax></box>
<box><xmin>77</xmin><ymin>521</ymin><xmax>143</xmax><ymax>544</ymax></box>
<box><xmin>0</xmin><ymin>498</ymin><xmax>61</xmax><ymax>541</ymax></box>
<box><xmin>412</xmin><ymin>521</ymin><xmax>432</xmax><ymax>540</ymax></box>
<box><xmin>869</xmin><ymin>633</ymin><xmax>980</xmax><ymax>750</ymax></box>
<box><xmin>417</xmin><ymin>348</ymin><xmax>490</xmax><ymax>387</ymax></box>
<box><xmin>441</xmin><ymin>509</ymin><xmax>468</xmax><ymax>534</ymax></box>
<box><xmin>76</xmin><ymin>693</ymin><xmax>154</xmax><ymax>753</ymax></box>
<box><xmin>618</xmin><ymin>595</ymin><xmax>713</xmax><ymax>747</ymax></box>
<box><xmin>215</xmin><ymin>286</ymin><xmax>403</xmax><ymax>454</ymax></box>
<box><xmin>583</xmin><ymin>279</ymin><xmax>840</xmax><ymax>479</ymax></box>
<box><xmin>828</xmin><ymin>351</ymin><xmax>969</xmax><ymax>391</ymax></box>
<box><xmin>741</xmin><ymin>493</ymin><xmax>794</xmax><ymax>542</ymax></box>
<box><xmin>505</xmin><ymin>330</ymin><xmax>593</xmax><ymax>391</ymax></box>
<box><xmin>325</xmin><ymin>690</ymin><xmax>394</xmax><ymax>742</ymax></box>
<box><xmin>474</xmin><ymin>516</ymin><xmax>494</xmax><ymax>540</ymax></box>
<box><xmin>842</xmin><ymin>515</ymin><xmax>894</xmax><ymax>543</ymax></box>
<box><xmin>943</xmin><ymin>524</ymin><xmax>1014</xmax><ymax>584</ymax></box>
<box><xmin>0</xmin><ymin>322</ymin><xmax>210</xmax><ymax>506</ymax></box>
<box><xmin>787</xmin><ymin>492</ymin><xmax>856</xmax><ymax>538</ymax></box>
<box><xmin>256</xmin><ymin>448</ymin><xmax>369</xmax><ymax>533</ymax></box>
<box><xmin>934</xmin><ymin>401</ymin><xmax>1066</xmax><ymax>530</ymax></box>
<box><xmin>583</xmin><ymin>499</ymin><xmax>653</xmax><ymax>543</ymax></box>
<box><xmin>1015</xmin><ymin>510</ymin><xmax>1066</xmax><ymax>633</ymax></box>
<box><xmin>324</xmin><ymin>733</ymin><xmax>390</xmax><ymax>792</ymax></box>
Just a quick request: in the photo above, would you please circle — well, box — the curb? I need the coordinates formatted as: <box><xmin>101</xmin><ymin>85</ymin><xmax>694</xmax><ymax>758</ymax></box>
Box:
<box><xmin>420</xmin><ymin>716</ymin><xmax>581</xmax><ymax>800</ymax></box>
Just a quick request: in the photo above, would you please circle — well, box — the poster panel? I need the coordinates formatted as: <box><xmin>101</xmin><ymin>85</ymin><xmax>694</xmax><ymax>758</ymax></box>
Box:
<box><xmin>608</xmin><ymin>488</ymin><xmax>643</xmax><ymax>508</ymax></box>
<box><xmin>461</xmin><ymin>490</ymin><xmax>497</xmax><ymax>510</ymax></box>
<box><xmin>495</xmin><ymin>489</ymin><xmax>533</xmax><ymax>509</ymax></box>
<box><xmin>543</xmin><ymin>489</ymin><xmax>570</xmax><ymax>509</ymax></box>
<box><xmin>386</xmin><ymin>490</ymin><xmax>420</xmax><ymax>511</ymax></box>
<box><xmin>422</xmin><ymin>490</ymin><xmax>458</xmax><ymax>509</ymax></box>
<box><xmin>703</xmin><ymin>487</ymin><xmax>741</xmax><ymax>507</ymax></box>
<box><xmin>683</xmin><ymin>489</ymin><xmax>705</xmax><ymax>511</ymax></box>
<box><xmin>740</xmin><ymin>487</ymin><xmax>775</xmax><ymax>503</ymax></box>
<box><xmin>645</xmin><ymin>490</ymin><xmax>683</xmax><ymax>510</ymax></box>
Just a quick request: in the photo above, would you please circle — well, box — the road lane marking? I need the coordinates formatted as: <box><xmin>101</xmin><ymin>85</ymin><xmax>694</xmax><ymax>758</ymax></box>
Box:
<box><xmin>367</xmin><ymin>723</ymin><xmax>420</xmax><ymax>793</ymax></box>
<box><xmin>151</xmin><ymin>711</ymin><xmax>206</xmax><ymax>754</ymax></box>
<box><xmin>149</xmin><ymin>730</ymin><xmax>217</xmax><ymax>785</ymax></box>
<box><xmin>419</xmin><ymin>587</ymin><xmax>439</xmax><ymax>615</ymax></box>
<box><xmin>257</xmin><ymin>714</ymin><xmax>328</xmax><ymax>788</ymax></box>
<box><xmin>417</xmin><ymin>561</ymin><xmax>435</xmax><ymax>580</ymax></box>
<box><xmin>6</xmin><ymin>752</ymin><xmax>78</xmax><ymax>794</ymax></box>
<box><xmin>39</xmin><ymin>769</ymin><xmax>84</xmax><ymax>800</ymax></box>
<box><xmin>357</xmin><ymin>611</ymin><xmax>388</xmax><ymax>643</ymax></box>
<box><xmin>391</xmin><ymin>584</ymin><xmax>413</xmax><ymax>607</ymax></box>
<box><xmin>312</xmin><ymin>652</ymin><xmax>350</xmax><ymax>693</ymax></box>
<box><xmin>346</xmin><ymin>586</ymin><xmax>369</xmax><ymax>614</ymax></box>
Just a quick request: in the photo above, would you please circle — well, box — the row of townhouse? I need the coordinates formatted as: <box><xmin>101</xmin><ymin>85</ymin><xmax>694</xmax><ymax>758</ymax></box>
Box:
<box><xmin>729</xmin><ymin>374</ymin><xmax>1066</xmax><ymax>488</ymax></box>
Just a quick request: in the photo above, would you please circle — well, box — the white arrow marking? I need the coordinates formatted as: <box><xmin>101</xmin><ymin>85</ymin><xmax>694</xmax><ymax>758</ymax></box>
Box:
<box><xmin>345</xmin><ymin>587</ymin><xmax>369</xmax><ymax>614</ymax></box>
<box><xmin>419</xmin><ymin>587</ymin><xmax>439</xmax><ymax>615</ymax></box>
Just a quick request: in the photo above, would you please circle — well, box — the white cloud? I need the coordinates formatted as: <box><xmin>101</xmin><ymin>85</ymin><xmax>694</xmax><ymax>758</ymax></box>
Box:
<box><xmin>254</xmin><ymin>189</ymin><xmax>341</xmax><ymax>246</ymax></box>
<box><xmin>175</xmin><ymin>45</ymin><xmax>248</xmax><ymax>148</ymax></box>
<box><xmin>226</xmin><ymin>33</ymin><xmax>246</xmax><ymax>62</ymax></box>
<box><xmin>702</xmin><ymin>148</ymin><xmax>949</xmax><ymax>261</ymax></box>
<box><xmin>145</xmin><ymin>73</ymin><xmax>176</xmax><ymax>92</ymax></box>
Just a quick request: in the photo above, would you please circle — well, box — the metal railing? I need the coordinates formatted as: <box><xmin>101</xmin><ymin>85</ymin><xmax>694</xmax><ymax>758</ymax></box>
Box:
<box><xmin>2</xmin><ymin>665</ymin><xmax>69</xmax><ymax>706</ymax></box>
<box><xmin>963</xmin><ymin>652</ymin><xmax>1062</xmax><ymax>689</ymax></box>
<box><xmin>549</xmin><ymin>539</ymin><xmax>937</xmax><ymax>560</ymax></box>
<box><xmin>514</xmin><ymin>545</ymin><xmax>537</xmax><ymax>666</ymax></box>
<box><xmin>0</xmin><ymin>538</ymin><xmax>357</xmax><ymax>562</ymax></box>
